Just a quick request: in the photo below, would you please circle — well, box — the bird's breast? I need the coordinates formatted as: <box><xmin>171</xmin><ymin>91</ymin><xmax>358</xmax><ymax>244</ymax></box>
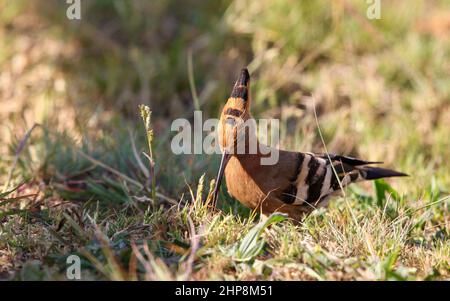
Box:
<box><xmin>224</xmin><ymin>156</ymin><xmax>266</xmax><ymax>209</ymax></box>
<box><xmin>223</xmin><ymin>154</ymin><xmax>311</xmax><ymax>220</ymax></box>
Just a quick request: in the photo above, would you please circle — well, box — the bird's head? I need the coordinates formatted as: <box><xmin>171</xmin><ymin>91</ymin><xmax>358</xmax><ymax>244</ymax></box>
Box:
<box><xmin>217</xmin><ymin>68</ymin><xmax>252</xmax><ymax>154</ymax></box>
<box><xmin>213</xmin><ymin>68</ymin><xmax>253</xmax><ymax>204</ymax></box>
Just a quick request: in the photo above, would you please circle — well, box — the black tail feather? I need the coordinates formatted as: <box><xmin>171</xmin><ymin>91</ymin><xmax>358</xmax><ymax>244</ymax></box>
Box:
<box><xmin>363</xmin><ymin>167</ymin><xmax>408</xmax><ymax>180</ymax></box>
<box><xmin>322</xmin><ymin>154</ymin><xmax>383</xmax><ymax>166</ymax></box>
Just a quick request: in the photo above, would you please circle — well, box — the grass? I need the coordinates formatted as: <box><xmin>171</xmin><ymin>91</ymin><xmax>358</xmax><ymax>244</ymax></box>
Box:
<box><xmin>0</xmin><ymin>0</ymin><xmax>449</xmax><ymax>280</ymax></box>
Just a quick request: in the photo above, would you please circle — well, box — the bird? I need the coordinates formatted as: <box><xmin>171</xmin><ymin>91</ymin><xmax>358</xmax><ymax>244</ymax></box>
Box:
<box><xmin>212</xmin><ymin>67</ymin><xmax>407</xmax><ymax>221</ymax></box>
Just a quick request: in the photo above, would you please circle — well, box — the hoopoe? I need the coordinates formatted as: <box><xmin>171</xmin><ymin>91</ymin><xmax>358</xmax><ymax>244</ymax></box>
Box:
<box><xmin>212</xmin><ymin>68</ymin><xmax>407</xmax><ymax>221</ymax></box>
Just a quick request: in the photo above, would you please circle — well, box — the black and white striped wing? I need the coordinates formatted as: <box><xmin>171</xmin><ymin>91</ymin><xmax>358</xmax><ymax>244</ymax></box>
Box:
<box><xmin>280</xmin><ymin>153</ymin><xmax>406</xmax><ymax>207</ymax></box>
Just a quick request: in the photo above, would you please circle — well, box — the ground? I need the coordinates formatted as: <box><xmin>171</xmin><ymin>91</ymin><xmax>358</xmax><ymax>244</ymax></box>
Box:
<box><xmin>0</xmin><ymin>0</ymin><xmax>448</xmax><ymax>280</ymax></box>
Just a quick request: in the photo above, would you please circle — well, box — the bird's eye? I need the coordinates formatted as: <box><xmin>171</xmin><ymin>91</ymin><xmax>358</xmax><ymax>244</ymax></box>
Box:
<box><xmin>225</xmin><ymin>117</ymin><xmax>236</xmax><ymax>125</ymax></box>
<box><xmin>225</xmin><ymin>108</ymin><xmax>242</xmax><ymax>117</ymax></box>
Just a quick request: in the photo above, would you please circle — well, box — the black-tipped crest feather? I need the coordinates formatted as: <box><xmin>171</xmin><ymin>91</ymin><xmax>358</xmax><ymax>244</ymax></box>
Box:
<box><xmin>230</xmin><ymin>68</ymin><xmax>250</xmax><ymax>101</ymax></box>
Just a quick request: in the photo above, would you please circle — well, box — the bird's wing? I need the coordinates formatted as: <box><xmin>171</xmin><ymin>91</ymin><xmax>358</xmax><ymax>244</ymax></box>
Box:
<box><xmin>316</xmin><ymin>153</ymin><xmax>382</xmax><ymax>166</ymax></box>
<box><xmin>280</xmin><ymin>152</ymin><xmax>407</xmax><ymax>207</ymax></box>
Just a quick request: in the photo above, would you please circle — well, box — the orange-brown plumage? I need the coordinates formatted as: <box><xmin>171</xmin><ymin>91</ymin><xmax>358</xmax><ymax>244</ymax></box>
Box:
<box><xmin>212</xmin><ymin>68</ymin><xmax>407</xmax><ymax>221</ymax></box>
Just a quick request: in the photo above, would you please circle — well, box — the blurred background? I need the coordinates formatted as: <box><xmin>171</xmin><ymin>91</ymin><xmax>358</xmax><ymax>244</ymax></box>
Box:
<box><xmin>1</xmin><ymin>0</ymin><xmax>449</xmax><ymax>193</ymax></box>
<box><xmin>0</xmin><ymin>0</ymin><xmax>449</xmax><ymax>279</ymax></box>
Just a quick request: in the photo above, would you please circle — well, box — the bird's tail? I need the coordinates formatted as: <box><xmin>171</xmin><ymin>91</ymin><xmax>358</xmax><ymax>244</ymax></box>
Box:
<box><xmin>360</xmin><ymin>166</ymin><xmax>408</xmax><ymax>180</ymax></box>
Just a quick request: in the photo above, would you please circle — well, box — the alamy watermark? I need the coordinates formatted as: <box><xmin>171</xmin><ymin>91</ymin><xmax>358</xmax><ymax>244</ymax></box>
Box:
<box><xmin>170</xmin><ymin>111</ymin><xmax>280</xmax><ymax>165</ymax></box>
<box><xmin>66</xmin><ymin>254</ymin><xmax>81</xmax><ymax>280</ymax></box>
<box><xmin>366</xmin><ymin>0</ymin><xmax>381</xmax><ymax>20</ymax></box>
<box><xmin>66</xmin><ymin>0</ymin><xmax>81</xmax><ymax>20</ymax></box>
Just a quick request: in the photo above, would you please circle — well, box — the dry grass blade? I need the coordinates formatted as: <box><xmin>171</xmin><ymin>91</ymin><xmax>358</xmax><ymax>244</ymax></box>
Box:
<box><xmin>187</xmin><ymin>49</ymin><xmax>200</xmax><ymax>111</ymax></box>
<box><xmin>128</xmin><ymin>128</ymin><xmax>150</xmax><ymax>178</ymax></box>
<box><xmin>182</xmin><ymin>215</ymin><xmax>200</xmax><ymax>280</ymax></box>
<box><xmin>3</xmin><ymin>124</ymin><xmax>41</xmax><ymax>192</ymax></box>
<box><xmin>311</xmin><ymin>95</ymin><xmax>376</xmax><ymax>258</ymax></box>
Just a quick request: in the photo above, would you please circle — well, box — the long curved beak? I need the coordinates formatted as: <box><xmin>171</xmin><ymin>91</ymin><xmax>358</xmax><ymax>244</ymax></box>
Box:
<box><xmin>212</xmin><ymin>151</ymin><xmax>231</xmax><ymax>206</ymax></box>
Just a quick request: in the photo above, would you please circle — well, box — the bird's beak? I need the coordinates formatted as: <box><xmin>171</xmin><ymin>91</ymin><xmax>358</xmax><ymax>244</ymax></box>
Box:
<box><xmin>212</xmin><ymin>150</ymin><xmax>231</xmax><ymax>206</ymax></box>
